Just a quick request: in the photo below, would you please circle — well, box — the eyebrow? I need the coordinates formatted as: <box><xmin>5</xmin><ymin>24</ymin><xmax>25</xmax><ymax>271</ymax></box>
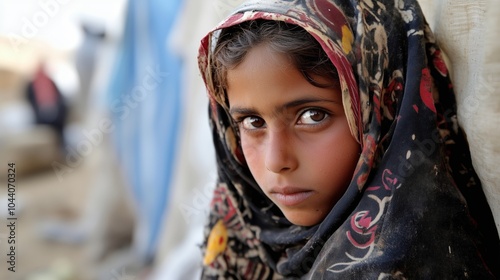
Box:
<box><xmin>229</xmin><ymin>98</ymin><xmax>340</xmax><ymax>116</ymax></box>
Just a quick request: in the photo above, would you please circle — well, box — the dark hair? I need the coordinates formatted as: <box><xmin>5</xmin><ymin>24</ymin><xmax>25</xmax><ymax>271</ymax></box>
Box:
<box><xmin>211</xmin><ymin>20</ymin><xmax>339</xmax><ymax>96</ymax></box>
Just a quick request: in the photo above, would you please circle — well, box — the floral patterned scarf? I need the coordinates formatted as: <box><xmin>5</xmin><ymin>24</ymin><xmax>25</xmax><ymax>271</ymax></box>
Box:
<box><xmin>198</xmin><ymin>0</ymin><xmax>500</xmax><ymax>278</ymax></box>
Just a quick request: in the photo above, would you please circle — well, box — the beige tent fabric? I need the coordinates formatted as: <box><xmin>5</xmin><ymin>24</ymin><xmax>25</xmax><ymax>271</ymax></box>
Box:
<box><xmin>418</xmin><ymin>0</ymin><xmax>500</xmax><ymax>234</ymax></box>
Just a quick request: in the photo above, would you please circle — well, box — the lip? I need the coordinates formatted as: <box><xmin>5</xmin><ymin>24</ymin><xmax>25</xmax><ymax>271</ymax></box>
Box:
<box><xmin>270</xmin><ymin>186</ymin><xmax>314</xmax><ymax>207</ymax></box>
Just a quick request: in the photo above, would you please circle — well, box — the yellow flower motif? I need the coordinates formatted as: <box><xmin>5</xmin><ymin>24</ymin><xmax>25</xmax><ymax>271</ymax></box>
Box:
<box><xmin>203</xmin><ymin>220</ymin><xmax>228</xmax><ymax>265</ymax></box>
<box><xmin>341</xmin><ymin>25</ymin><xmax>354</xmax><ymax>54</ymax></box>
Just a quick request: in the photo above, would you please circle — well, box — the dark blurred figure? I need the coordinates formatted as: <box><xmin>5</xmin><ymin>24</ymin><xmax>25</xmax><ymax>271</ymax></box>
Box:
<box><xmin>26</xmin><ymin>63</ymin><xmax>67</xmax><ymax>147</ymax></box>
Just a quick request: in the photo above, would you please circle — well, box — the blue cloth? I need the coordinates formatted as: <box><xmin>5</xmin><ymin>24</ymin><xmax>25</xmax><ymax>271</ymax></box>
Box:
<box><xmin>106</xmin><ymin>0</ymin><xmax>183</xmax><ymax>262</ymax></box>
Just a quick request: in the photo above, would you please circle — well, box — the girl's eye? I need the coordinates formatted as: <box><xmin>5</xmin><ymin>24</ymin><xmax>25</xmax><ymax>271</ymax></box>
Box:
<box><xmin>298</xmin><ymin>109</ymin><xmax>327</xmax><ymax>124</ymax></box>
<box><xmin>241</xmin><ymin>116</ymin><xmax>266</xmax><ymax>130</ymax></box>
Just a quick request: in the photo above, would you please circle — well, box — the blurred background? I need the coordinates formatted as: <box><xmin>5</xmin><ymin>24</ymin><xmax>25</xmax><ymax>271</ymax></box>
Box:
<box><xmin>0</xmin><ymin>0</ymin><xmax>498</xmax><ymax>280</ymax></box>
<box><xmin>0</xmin><ymin>0</ymin><xmax>244</xmax><ymax>279</ymax></box>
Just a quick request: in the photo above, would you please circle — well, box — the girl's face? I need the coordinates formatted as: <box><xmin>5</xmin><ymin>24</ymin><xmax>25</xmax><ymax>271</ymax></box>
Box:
<box><xmin>226</xmin><ymin>43</ymin><xmax>360</xmax><ymax>226</ymax></box>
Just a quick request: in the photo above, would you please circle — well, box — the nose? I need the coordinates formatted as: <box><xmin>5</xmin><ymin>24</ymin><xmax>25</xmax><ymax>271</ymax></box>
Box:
<box><xmin>264</xmin><ymin>129</ymin><xmax>298</xmax><ymax>173</ymax></box>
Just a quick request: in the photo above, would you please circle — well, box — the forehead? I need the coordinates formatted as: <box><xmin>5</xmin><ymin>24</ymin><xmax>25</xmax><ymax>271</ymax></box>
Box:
<box><xmin>226</xmin><ymin>43</ymin><xmax>297</xmax><ymax>104</ymax></box>
<box><xmin>227</xmin><ymin>43</ymin><xmax>293</xmax><ymax>85</ymax></box>
<box><xmin>227</xmin><ymin>43</ymin><xmax>342</xmax><ymax>115</ymax></box>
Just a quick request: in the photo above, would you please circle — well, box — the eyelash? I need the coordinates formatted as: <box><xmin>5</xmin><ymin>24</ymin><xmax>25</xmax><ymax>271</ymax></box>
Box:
<box><xmin>235</xmin><ymin>108</ymin><xmax>331</xmax><ymax>131</ymax></box>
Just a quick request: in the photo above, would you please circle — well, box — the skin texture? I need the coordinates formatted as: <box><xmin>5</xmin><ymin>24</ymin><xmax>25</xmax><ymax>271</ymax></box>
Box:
<box><xmin>227</xmin><ymin>43</ymin><xmax>360</xmax><ymax>226</ymax></box>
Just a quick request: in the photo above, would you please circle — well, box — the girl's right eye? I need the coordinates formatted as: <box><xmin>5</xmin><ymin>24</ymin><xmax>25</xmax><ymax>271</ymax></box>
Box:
<box><xmin>240</xmin><ymin>116</ymin><xmax>266</xmax><ymax>130</ymax></box>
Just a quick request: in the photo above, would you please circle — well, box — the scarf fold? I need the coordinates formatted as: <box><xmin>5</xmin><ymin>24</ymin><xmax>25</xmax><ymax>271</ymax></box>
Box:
<box><xmin>198</xmin><ymin>0</ymin><xmax>500</xmax><ymax>278</ymax></box>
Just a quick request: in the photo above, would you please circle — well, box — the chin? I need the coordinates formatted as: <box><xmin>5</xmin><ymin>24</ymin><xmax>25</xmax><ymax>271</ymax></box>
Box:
<box><xmin>283</xmin><ymin>211</ymin><xmax>325</xmax><ymax>227</ymax></box>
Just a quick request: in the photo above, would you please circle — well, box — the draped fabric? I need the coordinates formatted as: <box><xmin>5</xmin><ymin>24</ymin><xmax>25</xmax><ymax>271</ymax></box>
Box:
<box><xmin>198</xmin><ymin>0</ymin><xmax>500</xmax><ymax>278</ymax></box>
<box><xmin>418</xmin><ymin>0</ymin><xmax>500</xmax><ymax>238</ymax></box>
<box><xmin>106</xmin><ymin>0</ymin><xmax>183</xmax><ymax>262</ymax></box>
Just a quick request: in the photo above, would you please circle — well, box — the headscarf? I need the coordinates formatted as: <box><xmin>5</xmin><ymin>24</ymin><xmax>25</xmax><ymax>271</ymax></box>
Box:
<box><xmin>198</xmin><ymin>0</ymin><xmax>500</xmax><ymax>278</ymax></box>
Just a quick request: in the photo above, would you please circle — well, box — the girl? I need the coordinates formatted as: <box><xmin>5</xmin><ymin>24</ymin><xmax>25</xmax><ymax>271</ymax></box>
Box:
<box><xmin>198</xmin><ymin>0</ymin><xmax>500</xmax><ymax>278</ymax></box>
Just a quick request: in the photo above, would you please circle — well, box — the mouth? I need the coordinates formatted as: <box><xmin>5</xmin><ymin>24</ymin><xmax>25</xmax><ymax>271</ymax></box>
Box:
<box><xmin>269</xmin><ymin>187</ymin><xmax>314</xmax><ymax>207</ymax></box>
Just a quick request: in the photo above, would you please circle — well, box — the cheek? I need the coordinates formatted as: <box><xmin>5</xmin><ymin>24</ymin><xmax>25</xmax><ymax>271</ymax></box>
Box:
<box><xmin>329</xmin><ymin>135</ymin><xmax>360</xmax><ymax>182</ymax></box>
<box><xmin>240</xmin><ymin>137</ymin><xmax>263</xmax><ymax>174</ymax></box>
<box><xmin>304</xmin><ymin>125</ymin><xmax>359</xmax><ymax>180</ymax></box>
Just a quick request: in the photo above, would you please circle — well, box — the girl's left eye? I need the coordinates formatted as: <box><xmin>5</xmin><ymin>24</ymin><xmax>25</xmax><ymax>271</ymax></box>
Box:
<box><xmin>298</xmin><ymin>109</ymin><xmax>328</xmax><ymax>124</ymax></box>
